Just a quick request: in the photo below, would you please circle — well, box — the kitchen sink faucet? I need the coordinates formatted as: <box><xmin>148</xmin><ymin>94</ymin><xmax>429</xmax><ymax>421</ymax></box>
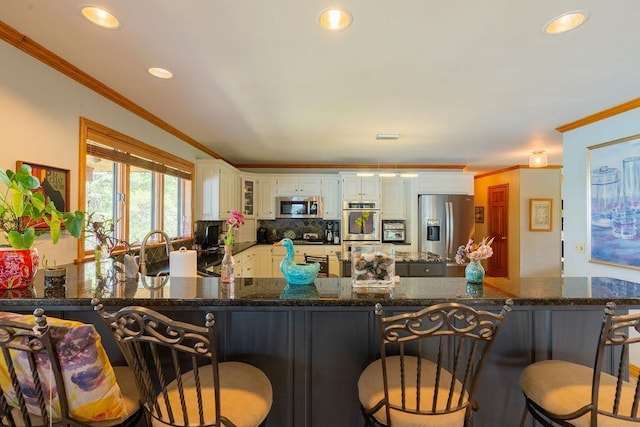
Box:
<box><xmin>139</xmin><ymin>229</ymin><xmax>173</xmax><ymax>276</ymax></box>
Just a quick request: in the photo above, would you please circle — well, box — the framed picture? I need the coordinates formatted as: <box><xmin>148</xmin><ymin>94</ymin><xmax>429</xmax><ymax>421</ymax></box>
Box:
<box><xmin>587</xmin><ymin>133</ymin><xmax>640</xmax><ymax>269</ymax></box>
<box><xmin>16</xmin><ymin>161</ymin><xmax>70</xmax><ymax>229</ymax></box>
<box><xmin>529</xmin><ymin>199</ymin><xmax>552</xmax><ymax>231</ymax></box>
<box><xmin>474</xmin><ymin>206</ymin><xmax>484</xmax><ymax>223</ymax></box>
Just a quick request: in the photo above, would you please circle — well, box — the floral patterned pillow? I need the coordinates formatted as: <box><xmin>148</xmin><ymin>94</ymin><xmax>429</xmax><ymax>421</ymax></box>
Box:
<box><xmin>0</xmin><ymin>312</ymin><xmax>127</xmax><ymax>421</ymax></box>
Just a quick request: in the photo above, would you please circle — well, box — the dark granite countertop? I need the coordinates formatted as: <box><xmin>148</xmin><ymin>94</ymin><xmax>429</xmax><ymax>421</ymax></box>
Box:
<box><xmin>2</xmin><ymin>264</ymin><xmax>640</xmax><ymax>309</ymax></box>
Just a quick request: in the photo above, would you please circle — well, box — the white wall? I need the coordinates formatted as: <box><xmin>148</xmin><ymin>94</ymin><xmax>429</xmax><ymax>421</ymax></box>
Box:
<box><xmin>0</xmin><ymin>41</ymin><xmax>210</xmax><ymax>264</ymax></box>
<box><xmin>563</xmin><ymin>108</ymin><xmax>640</xmax><ymax>281</ymax></box>
<box><xmin>519</xmin><ymin>168</ymin><xmax>562</xmax><ymax>277</ymax></box>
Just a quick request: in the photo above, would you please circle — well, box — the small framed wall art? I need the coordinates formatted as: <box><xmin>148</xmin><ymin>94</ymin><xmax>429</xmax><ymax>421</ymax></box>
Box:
<box><xmin>474</xmin><ymin>206</ymin><xmax>484</xmax><ymax>223</ymax></box>
<box><xmin>529</xmin><ymin>198</ymin><xmax>552</xmax><ymax>231</ymax></box>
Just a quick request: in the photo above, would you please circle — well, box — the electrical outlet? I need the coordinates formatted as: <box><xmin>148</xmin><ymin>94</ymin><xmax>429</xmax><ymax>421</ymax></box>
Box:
<box><xmin>574</xmin><ymin>243</ymin><xmax>585</xmax><ymax>254</ymax></box>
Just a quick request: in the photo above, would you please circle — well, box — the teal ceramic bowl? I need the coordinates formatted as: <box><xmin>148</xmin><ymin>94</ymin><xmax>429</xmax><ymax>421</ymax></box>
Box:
<box><xmin>282</xmin><ymin>262</ymin><xmax>319</xmax><ymax>285</ymax></box>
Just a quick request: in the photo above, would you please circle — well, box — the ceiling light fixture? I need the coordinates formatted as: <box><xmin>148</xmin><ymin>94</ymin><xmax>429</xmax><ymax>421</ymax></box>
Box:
<box><xmin>400</xmin><ymin>173</ymin><xmax>419</xmax><ymax>178</ymax></box>
<box><xmin>376</xmin><ymin>133</ymin><xmax>400</xmax><ymax>140</ymax></box>
<box><xmin>529</xmin><ymin>151</ymin><xmax>548</xmax><ymax>168</ymax></box>
<box><xmin>543</xmin><ymin>10</ymin><xmax>590</xmax><ymax>35</ymax></box>
<box><xmin>148</xmin><ymin>67</ymin><xmax>173</xmax><ymax>79</ymax></box>
<box><xmin>357</xmin><ymin>172</ymin><xmax>375</xmax><ymax>177</ymax></box>
<box><xmin>379</xmin><ymin>173</ymin><xmax>397</xmax><ymax>177</ymax></box>
<box><xmin>318</xmin><ymin>8</ymin><xmax>352</xmax><ymax>31</ymax></box>
<box><xmin>80</xmin><ymin>6</ymin><xmax>120</xmax><ymax>29</ymax></box>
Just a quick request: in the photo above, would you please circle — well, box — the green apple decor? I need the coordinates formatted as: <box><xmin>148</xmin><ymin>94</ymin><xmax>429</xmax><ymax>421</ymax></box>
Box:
<box><xmin>0</xmin><ymin>164</ymin><xmax>84</xmax><ymax>290</ymax></box>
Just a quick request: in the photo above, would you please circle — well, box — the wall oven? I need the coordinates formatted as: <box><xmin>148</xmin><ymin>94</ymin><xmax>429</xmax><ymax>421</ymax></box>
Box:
<box><xmin>342</xmin><ymin>201</ymin><xmax>380</xmax><ymax>241</ymax></box>
<box><xmin>276</xmin><ymin>196</ymin><xmax>322</xmax><ymax>219</ymax></box>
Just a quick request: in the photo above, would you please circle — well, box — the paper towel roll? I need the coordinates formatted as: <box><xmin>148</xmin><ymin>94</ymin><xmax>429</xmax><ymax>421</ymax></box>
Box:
<box><xmin>170</xmin><ymin>247</ymin><xmax>198</xmax><ymax>277</ymax></box>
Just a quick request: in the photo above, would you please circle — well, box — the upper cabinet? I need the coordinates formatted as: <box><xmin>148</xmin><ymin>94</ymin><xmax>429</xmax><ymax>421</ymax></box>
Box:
<box><xmin>241</xmin><ymin>174</ymin><xmax>257</xmax><ymax>218</ymax></box>
<box><xmin>195</xmin><ymin>159</ymin><xmax>241</xmax><ymax>220</ymax></box>
<box><xmin>275</xmin><ymin>177</ymin><xmax>322</xmax><ymax>196</ymax></box>
<box><xmin>257</xmin><ymin>176</ymin><xmax>276</xmax><ymax>219</ymax></box>
<box><xmin>415</xmin><ymin>172</ymin><xmax>474</xmax><ymax>195</ymax></box>
<box><xmin>381</xmin><ymin>177</ymin><xmax>406</xmax><ymax>219</ymax></box>
<box><xmin>321</xmin><ymin>176</ymin><xmax>340</xmax><ymax>220</ymax></box>
<box><xmin>341</xmin><ymin>175</ymin><xmax>380</xmax><ymax>200</ymax></box>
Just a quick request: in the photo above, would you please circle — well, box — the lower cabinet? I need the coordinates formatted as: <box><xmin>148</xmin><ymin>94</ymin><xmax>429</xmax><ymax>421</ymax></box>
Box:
<box><xmin>407</xmin><ymin>262</ymin><xmax>446</xmax><ymax>277</ymax></box>
<box><xmin>63</xmin><ymin>305</ymin><xmax>612</xmax><ymax>427</ymax></box>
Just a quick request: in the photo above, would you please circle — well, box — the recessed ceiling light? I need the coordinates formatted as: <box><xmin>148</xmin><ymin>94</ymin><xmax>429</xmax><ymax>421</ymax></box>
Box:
<box><xmin>148</xmin><ymin>67</ymin><xmax>173</xmax><ymax>79</ymax></box>
<box><xmin>318</xmin><ymin>8</ymin><xmax>352</xmax><ymax>31</ymax></box>
<box><xmin>80</xmin><ymin>6</ymin><xmax>119</xmax><ymax>29</ymax></box>
<box><xmin>543</xmin><ymin>10</ymin><xmax>590</xmax><ymax>35</ymax></box>
<box><xmin>357</xmin><ymin>172</ymin><xmax>375</xmax><ymax>177</ymax></box>
<box><xmin>379</xmin><ymin>173</ymin><xmax>397</xmax><ymax>177</ymax></box>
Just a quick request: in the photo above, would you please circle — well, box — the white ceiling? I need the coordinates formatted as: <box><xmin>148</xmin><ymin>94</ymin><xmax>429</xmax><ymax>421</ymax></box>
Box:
<box><xmin>2</xmin><ymin>1</ymin><xmax>640</xmax><ymax>173</ymax></box>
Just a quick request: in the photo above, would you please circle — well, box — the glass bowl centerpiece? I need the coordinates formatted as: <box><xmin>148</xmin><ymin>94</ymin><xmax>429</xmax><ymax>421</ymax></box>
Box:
<box><xmin>351</xmin><ymin>244</ymin><xmax>395</xmax><ymax>287</ymax></box>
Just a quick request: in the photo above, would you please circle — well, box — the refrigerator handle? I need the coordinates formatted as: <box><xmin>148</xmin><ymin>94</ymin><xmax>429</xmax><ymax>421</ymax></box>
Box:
<box><xmin>445</xmin><ymin>201</ymin><xmax>453</xmax><ymax>256</ymax></box>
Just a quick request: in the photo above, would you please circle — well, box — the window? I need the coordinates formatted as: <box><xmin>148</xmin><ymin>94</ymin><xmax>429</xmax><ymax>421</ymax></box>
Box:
<box><xmin>79</xmin><ymin>118</ymin><xmax>194</xmax><ymax>259</ymax></box>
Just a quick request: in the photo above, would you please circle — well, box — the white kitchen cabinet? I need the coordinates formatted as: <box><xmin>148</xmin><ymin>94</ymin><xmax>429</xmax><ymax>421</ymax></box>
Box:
<box><xmin>195</xmin><ymin>160</ymin><xmax>241</xmax><ymax>220</ymax></box>
<box><xmin>233</xmin><ymin>251</ymin><xmax>244</xmax><ymax>279</ymax></box>
<box><xmin>257</xmin><ymin>177</ymin><xmax>276</xmax><ymax>219</ymax></box>
<box><xmin>241</xmin><ymin>247</ymin><xmax>256</xmax><ymax>278</ymax></box>
<box><xmin>341</xmin><ymin>175</ymin><xmax>380</xmax><ymax>200</ymax></box>
<box><xmin>253</xmin><ymin>246</ymin><xmax>272</xmax><ymax>277</ymax></box>
<box><xmin>381</xmin><ymin>177</ymin><xmax>406</xmax><ymax>219</ymax></box>
<box><xmin>324</xmin><ymin>246</ymin><xmax>340</xmax><ymax>277</ymax></box>
<box><xmin>321</xmin><ymin>176</ymin><xmax>341</xmax><ymax>220</ymax></box>
<box><xmin>276</xmin><ymin>176</ymin><xmax>322</xmax><ymax>196</ymax></box>
<box><xmin>241</xmin><ymin>174</ymin><xmax>256</xmax><ymax>218</ymax></box>
<box><xmin>415</xmin><ymin>172</ymin><xmax>474</xmax><ymax>195</ymax></box>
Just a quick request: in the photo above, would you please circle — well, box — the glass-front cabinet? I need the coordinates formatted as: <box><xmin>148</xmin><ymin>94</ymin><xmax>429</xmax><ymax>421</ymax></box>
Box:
<box><xmin>242</xmin><ymin>175</ymin><xmax>256</xmax><ymax>218</ymax></box>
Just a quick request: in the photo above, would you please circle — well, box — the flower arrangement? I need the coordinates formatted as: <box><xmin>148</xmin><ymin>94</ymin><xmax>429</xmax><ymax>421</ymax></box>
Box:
<box><xmin>224</xmin><ymin>210</ymin><xmax>245</xmax><ymax>246</ymax></box>
<box><xmin>455</xmin><ymin>236</ymin><xmax>494</xmax><ymax>264</ymax></box>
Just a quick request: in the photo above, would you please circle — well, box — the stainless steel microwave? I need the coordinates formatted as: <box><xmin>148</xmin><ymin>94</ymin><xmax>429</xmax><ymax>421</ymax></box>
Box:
<box><xmin>276</xmin><ymin>196</ymin><xmax>323</xmax><ymax>219</ymax></box>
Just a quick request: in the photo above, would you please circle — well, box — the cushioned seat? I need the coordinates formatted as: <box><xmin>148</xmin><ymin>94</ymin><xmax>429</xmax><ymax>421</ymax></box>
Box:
<box><xmin>358</xmin><ymin>301</ymin><xmax>512</xmax><ymax>427</ymax></box>
<box><xmin>92</xmin><ymin>299</ymin><xmax>273</xmax><ymax>427</ymax></box>
<box><xmin>359</xmin><ymin>355</ymin><xmax>467</xmax><ymax>427</ymax></box>
<box><xmin>520</xmin><ymin>302</ymin><xmax>640</xmax><ymax>426</ymax></box>
<box><xmin>151</xmin><ymin>361</ymin><xmax>272</xmax><ymax>427</ymax></box>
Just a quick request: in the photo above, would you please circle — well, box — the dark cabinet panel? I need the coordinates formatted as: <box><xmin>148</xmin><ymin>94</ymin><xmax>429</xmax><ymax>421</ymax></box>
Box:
<box><xmin>408</xmin><ymin>262</ymin><xmax>445</xmax><ymax>277</ymax></box>
<box><xmin>395</xmin><ymin>262</ymin><xmax>409</xmax><ymax>276</ymax></box>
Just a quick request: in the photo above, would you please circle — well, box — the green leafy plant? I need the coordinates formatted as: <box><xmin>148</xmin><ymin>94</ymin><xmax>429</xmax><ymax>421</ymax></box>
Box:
<box><xmin>0</xmin><ymin>164</ymin><xmax>84</xmax><ymax>249</ymax></box>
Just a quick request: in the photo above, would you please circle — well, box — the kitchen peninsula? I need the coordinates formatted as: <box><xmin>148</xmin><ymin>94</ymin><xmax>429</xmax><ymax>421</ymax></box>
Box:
<box><xmin>1</xmin><ymin>267</ymin><xmax>637</xmax><ymax>426</ymax></box>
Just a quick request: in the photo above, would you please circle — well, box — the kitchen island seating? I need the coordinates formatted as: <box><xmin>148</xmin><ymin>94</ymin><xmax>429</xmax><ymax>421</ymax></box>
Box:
<box><xmin>0</xmin><ymin>308</ymin><xmax>141</xmax><ymax>426</ymax></box>
<box><xmin>520</xmin><ymin>301</ymin><xmax>640</xmax><ymax>426</ymax></box>
<box><xmin>303</xmin><ymin>254</ymin><xmax>329</xmax><ymax>278</ymax></box>
<box><xmin>358</xmin><ymin>300</ymin><xmax>513</xmax><ymax>427</ymax></box>
<box><xmin>91</xmin><ymin>299</ymin><xmax>273</xmax><ymax>427</ymax></box>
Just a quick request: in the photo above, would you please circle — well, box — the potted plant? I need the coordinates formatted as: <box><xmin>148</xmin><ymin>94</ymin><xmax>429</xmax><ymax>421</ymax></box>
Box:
<box><xmin>41</xmin><ymin>256</ymin><xmax>67</xmax><ymax>288</ymax></box>
<box><xmin>0</xmin><ymin>164</ymin><xmax>84</xmax><ymax>289</ymax></box>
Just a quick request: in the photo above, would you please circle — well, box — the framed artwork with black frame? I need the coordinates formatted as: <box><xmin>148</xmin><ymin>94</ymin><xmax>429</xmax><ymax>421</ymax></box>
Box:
<box><xmin>16</xmin><ymin>161</ymin><xmax>70</xmax><ymax>229</ymax></box>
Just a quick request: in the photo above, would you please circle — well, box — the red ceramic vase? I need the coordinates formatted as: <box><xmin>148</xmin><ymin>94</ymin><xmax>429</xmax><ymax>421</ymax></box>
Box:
<box><xmin>0</xmin><ymin>247</ymin><xmax>39</xmax><ymax>290</ymax></box>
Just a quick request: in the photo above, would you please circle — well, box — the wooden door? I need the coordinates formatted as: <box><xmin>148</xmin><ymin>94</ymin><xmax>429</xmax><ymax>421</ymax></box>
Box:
<box><xmin>488</xmin><ymin>184</ymin><xmax>508</xmax><ymax>277</ymax></box>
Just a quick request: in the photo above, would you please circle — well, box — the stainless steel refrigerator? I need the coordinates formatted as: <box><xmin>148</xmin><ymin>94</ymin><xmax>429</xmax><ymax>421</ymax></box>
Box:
<box><xmin>418</xmin><ymin>194</ymin><xmax>475</xmax><ymax>276</ymax></box>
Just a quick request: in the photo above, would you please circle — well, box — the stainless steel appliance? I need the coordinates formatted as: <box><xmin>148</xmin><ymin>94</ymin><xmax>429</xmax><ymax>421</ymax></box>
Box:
<box><xmin>342</xmin><ymin>200</ymin><xmax>381</xmax><ymax>241</ymax></box>
<box><xmin>418</xmin><ymin>194</ymin><xmax>474</xmax><ymax>276</ymax></box>
<box><xmin>276</xmin><ymin>196</ymin><xmax>322</xmax><ymax>219</ymax></box>
<box><xmin>382</xmin><ymin>220</ymin><xmax>406</xmax><ymax>243</ymax></box>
